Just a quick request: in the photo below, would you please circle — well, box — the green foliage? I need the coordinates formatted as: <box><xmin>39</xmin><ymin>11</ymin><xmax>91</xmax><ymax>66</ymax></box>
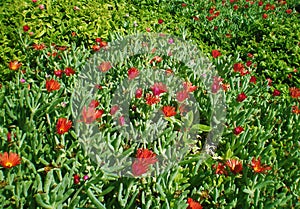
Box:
<box><xmin>0</xmin><ymin>0</ymin><xmax>299</xmax><ymax>208</ymax></box>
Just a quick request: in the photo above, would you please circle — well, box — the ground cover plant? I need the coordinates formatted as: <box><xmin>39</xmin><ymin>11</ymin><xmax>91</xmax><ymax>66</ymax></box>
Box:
<box><xmin>0</xmin><ymin>0</ymin><xmax>299</xmax><ymax>208</ymax></box>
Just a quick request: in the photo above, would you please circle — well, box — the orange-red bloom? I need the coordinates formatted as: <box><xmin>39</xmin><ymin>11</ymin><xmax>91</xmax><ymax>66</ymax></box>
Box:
<box><xmin>222</xmin><ymin>83</ymin><xmax>230</xmax><ymax>91</ymax></box>
<box><xmin>212</xmin><ymin>49</ymin><xmax>221</xmax><ymax>58</ymax></box>
<box><xmin>46</xmin><ymin>79</ymin><xmax>60</xmax><ymax>92</ymax></box>
<box><xmin>290</xmin><ymin>87</ymin><xmax>300</xmax><ymax>98</ymax></box>
<box><xmin>9</xmin><ymin>61</ymin><xmax>22</xmax><ymax>70</ymax></box>
<box><xmin>135</xmin><ymin>88</ymin><xmax>143</xmax><ymax>98</ymax></box>
<box><xmin>213</xmin><ymin>162</ymin><xmax>228</xmax><ymax>175</ymax></box>
<box><xmin>98</xmin><ymin>61</ymin><xmax>112</xmax><ymax>73</ymax></box>
<box><xmin>0</xmin><ymin>152</ymin><xmax>21</xmax><ymax>169</ymax></box>
<box><xmin>80</xmin><ymin>101</ymin><xmax>104</xmax><ymax>124</ymax></box>
<box><xmin>150</xmin><ymin>56</ymin><xmax>162</xmax><ymax>64</ymax></box>
<box><xmin>92</xmin><ymin>45</ymin><xmax>101</xmax><ymax>51</ymax></box>
<box><xmin>262</xmin><ymin>13</ymin><xmax>268</xmax><ymax>19</ymax></box>
<box><xmin>128</xmin><ymin>67</ymin><xmax>139</xmax><ymax>80</ymax></box>
<box><xmin>292</xmin><ymin>106</ymin><xmax>300</xmax><ymax>114</ymax></box>
<box><xmin>183</xmin><ymin>81</ymin><xmax>197</xmax><ymax>92</ymax></box>
<box><xmin>65</xmin><ymin>67</ymin><xmax>75</xmax><ymax>76</ymax></box>
<box><xmin>176</xmin><ymin>90</ymin><xmax>189</xmax><ymax>102</ymax></box>
<box><xmin>233</xmin><ymin>126</ymin><xmax>244</xmax><ymax>135</ymax></box>
<box><xmin>249</xmin><ymin>76</ymin><xmax>257</xmax><ymax>84</ymax></box>
<box><xmin>132</xmin><ymin>148</ymin><xmax>158</xmax><ymax>176</ymax></box>
<box><xmin>151</xmin><ymin>82</ymin><xmax>167</xmax><ymax>96</ymax></box>
<box><xmin>33</xmin><ymin>43</ymin><xmax>46</xmax><ymax>50</ymax></box>
<box><xmin>162</xmin><ymin>106</ymin><xmax>177</xmax><ymax>117</ymax></box>
<box><xmin>187</xmin><ymin>198</ymin><xmax>202</xmax><ymax>209</ymax></box>
<box><xmin>233</xmin><ymin>63</ymin><xmax>249</xmax><ymax>76</ymax></box>
<box><xmin>226</xmin><ymin>159</ymin><xmax>243</xmax><ymax>174</ymax></box>
<box><xmin>145</xmin><ymin>93</ymin><xmax>160</xmax><ymax>105</ymax></box>
<box><xmin>237</xmin><ymin>92</ymin><xmax>247</xmax><ymax>102</ymax></box>
<box><xmin>251</xmin><ymin>157</ymin><xmax>271</xmax><ymax>173</ymax></box>
<box><xmin>56</xmin><ymin>118</ymin><xmax>72</xmax><ymax>134</ymax></box>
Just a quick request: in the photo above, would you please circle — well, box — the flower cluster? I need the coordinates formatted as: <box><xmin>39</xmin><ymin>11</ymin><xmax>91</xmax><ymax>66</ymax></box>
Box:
<box><xmin>213</xmin><ymin>157</ymin><xmax>271</xmax><ymax>176</ymax></box>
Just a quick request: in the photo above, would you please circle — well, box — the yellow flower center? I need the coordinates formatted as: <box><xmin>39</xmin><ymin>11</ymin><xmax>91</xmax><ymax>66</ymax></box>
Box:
<box><xmin>5</xmin><ymin>162</ymin><xmax>13</xmax><ymax>168</ymax></box>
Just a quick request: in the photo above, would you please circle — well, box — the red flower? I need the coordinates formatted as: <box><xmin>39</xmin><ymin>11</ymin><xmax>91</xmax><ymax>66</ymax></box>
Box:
<box><xmin>247</xmin><ymin>53</ymin><xmax>253</xmax><ymax>58</ymax></box>
<box><xmin>145</xmin><ymin>93</ymin><xmax>160</xmax><ymax>105</ymax></box>
<box><xmin>246</xmin><ymin>60</ymin><xmax>252</xmax><ymax>67</ymax></box>
<box><xmin>290</xmin><ymin>87</ymin><xmax>300</xmax><ymax>98</ymax></box>
<box><xmin>286</xmin><ymin>9</ymin><xmax>292</xmax><ymax>14</ymax></box>
<box><xmin>89</xmin><ymin>100</ymin><xmax>99</xmax><ymax>108</ymax></box>
<box><xmin>250</xmin><ymin>76</ymin><xmax>257</xmax><ymax>84</ymax></box>
<box><xmin>7</xmin><ymin>132</ymin><xmax>12</xmax><ymax>142</ymax></box>
<box><xmin>292</xmin><ymin>106</ymin><xmax>300</xmax><ymax>114</ymax></box>
<box><xmin>135</xmin><ymin>88</ymin><xmax>143</xmax><ymax>98</ymax></box>
<box><xmin>0</xmin><ymin>152</ymin><xmax>21</xmax><ymax>169</ymax></box>
<box><xmin>56</xmin><ymin>118</ymin><xmax>72</xmax><ymax>134</ymax></box>
<box><xmin>54</xmin><ymin>69</ymin><xmax>63</xmax><ymax>78</ymax></box>
<box><xmin>150</xmin><ymin>56</ymin><xmax>163</xmax><ymax>64</ymax></box>
<box><xmin>132</xmin><ymin>148</ymin><xmax>158</xmax><ymax>176</ymax></box>
<box><xmin>9</xmin><ymin>61</ymin><xmax>22</xmax><ymax>70</ymax></box>
<box><xmin>233</xmin><ymin>126</ymin><xmax>244</xmax><ymax>135</ymax></box>
<box><xmin>23</xmin><ymin>25</ymin><xmax>30</xmax><ymax>32</ymax></box>
<box><xmin>119</xmin><ymin>116</ymin><xmax>125</xmax><ymax>126</ymax></box>
<box><xmin>151</xmin><ymin>82</ymin><xmax>167</xmax><ymax>96</ymax></box>
<box><xmin>136</xmin><ymin>148</ymin><xmax>157</xmax><ymax>164</ymax></box>
<box><xmin>128</xmin><ymin>67</ymin><xmax>139</xmax><ymax>80</ymax></box>
<box><xmin>110</xmin><ymin>105</ymin><xmax>119</xmax><ymax>115</ymax></box>
<box><xmin>213</xmin><ymin>162</ymin><xmax>228</xmax><ymax>175</ymax></box>
<box><xmin>98</xmin><ymin>61</ymin><xmax>112</xmax><ymax>73</ymax></box>
<box><xmin>162</xmin><ymin>106</ymin><xmax>177</xmax><ymax>117</ymax></box>
<box><xmin>46</xmin><ymin>79</ymin><xmax>60</xmax><ymax>92</ymax></box>
<box><xmin>212</xmin><ymin>49</ymin><xmax>221</xmax><ymax>58</ymax></box>
<box><xmin>132</xmin><ymin>161</ymin><xmax>149</xmax><ymax>176</ymax></box>
<box><xmin>80</xmin><ymin>101</ymin><xmax>104</xmax><ymax>124</ymax></box>
<box><xmin>233</xmin><ymin>63</ymin><xmax>249</xmax><ymax>76</ymax></box>
<box><xmin>226</xmin><ymin>159</ymin><xmax>243</xmax><ymax>174</ymax></box>
<box><xmin>258</xmin><ymin>1</ymin><xmax>263</xmax><ymax>6</ymax></box>
<box><xmin>158</xmin><ymin>19</ymin><xmax>164</xmax><ymax>24</ymax></box>
<box><xmin>33</xmin><ymin>43</ymin><xmax>46</xmax><ymax>50</ymax></box>
<box><xmin>266</xmin><ymin>78</ymin><xmax>272</xmax><ymax>86</ymax></box>
<box><xmin>165</xmin><ymin>68</ymin><xmax>173</xmax><ymax>75</ymax></box>
<box><xmin>233</xmin><ymin>63</ymin><xmax>244</xmax><ymax>73</ymax></box>
<box><xmin>234</xmin><ymin>5</ymin><xmax>239</xmax><ymax>10</ymax></box>
<box><xmin>237</xmin><ymin>92</ymin><xmax>247</xmax><ymax>102</ymax></box>
<box><xmin>182</xmin><ymin>3</ymin><xmax>187</xmax><ymax>7</ymax></box>
<box><xmin>95</xmin><ymin>38</ymin><xmax>102</xmax><ymax>43</ymax></box>
<box><xmin>176</xmin><ymin>90</ymin><xmax>189</xmax><ymax>102</ymax></box>
<box><xmin>64</xmin><ymin>67</ymin><xmax>75</xmax><ymax>76</ymax></box>
<box><xmin>187</xmin><ymin>198</ymin><xmax>202</xmax><ymax>209</ymax></box>
<box><xmin>251</xmin><ymin>157</ymin><xmax>271</xmax><ymax>173</ymax></box>
<box><xmin>273</xmin><ymin>89</ymin><xmax>281</xmax><ymax>96</ymax></box>
<box><xmin>183</xmin><ymin>82</ymin><xmax>197</xmax><ymax>92</ymax></box>
<box><xmin>222</xmin><ymin>83</ymin><xmax>230</xmax><ymax>91</ymax></box>
<box><xmin>206</xmin><ymin>16</ymin><xmax>214</xmax><ymax>21</ymax></box>
<box><xmin>92</xmin><ymin>45</ymin><xmax>101</xmax><ymax>51</ymax></box>
<box><xmin>214</xmin><ymin>11</ymin><xmax>220</xmax><ymax>17</ymax></box>
<box><xmin>73</xmin><ymin>174</ymin><xmax>80</xmax><ymax>184</ymax></box>
<box><xmin>100</xmin><ymin>41</ymin><xmax>107</xmax><ymax>48</ymax></box>
<box><xmin>262</xmin><ymin>13</ymin><xmax>268</xmax><ymax>19</ymax></box>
